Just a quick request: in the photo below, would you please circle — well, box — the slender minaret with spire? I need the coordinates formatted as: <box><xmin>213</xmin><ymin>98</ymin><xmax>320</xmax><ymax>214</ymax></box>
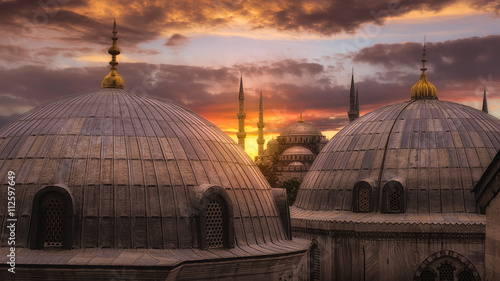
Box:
<box><xmin>237</xmin><ymin>73</ymin><xmax>246</xmax><ymax>150</ymax></box>
<box><xmin>482</xmin><ymin>87</ymin><xmax>489</xmax><ymax>113</ymax></box>
<box><xmin>102</xmin><ymin>19</ymin><xmax>124</xmax><ymax>89</ymax></box>
<box><xmin>257</xmin><ymin>90</ymin><xmax>265</xmax><ymax>158</ymax></box>
<box><xmin>347</xmin><ymin>69</ymin><xmax>359</xmax><ymax>122</ymax></box>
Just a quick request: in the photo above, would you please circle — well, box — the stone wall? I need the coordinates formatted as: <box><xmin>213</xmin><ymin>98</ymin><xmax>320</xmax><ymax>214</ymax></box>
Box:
<box><xmin>293</xmin><ymin>231</ymin><xmax>485</xmax><ymax>281</ymax></box>
<box><xmin>486</xmin><ymin>194</ymin><xmax>500</xmax><ymax>280</ymax></box>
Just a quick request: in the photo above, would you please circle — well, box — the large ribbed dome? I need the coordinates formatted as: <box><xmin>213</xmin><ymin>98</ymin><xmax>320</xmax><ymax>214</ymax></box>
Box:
<box><xmin>294</xmin><ymin>99</ymin><xmax>500</xmax><ymax>213</ymax></box>
<box><xmin>0</xmin><ymin>88</ymin><xmax>288</xmax><ymax>249</ymax></box>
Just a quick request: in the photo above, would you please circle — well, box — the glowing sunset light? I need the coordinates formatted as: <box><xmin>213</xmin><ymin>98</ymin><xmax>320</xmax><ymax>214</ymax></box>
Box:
<box><xmin>0</xmin><ymin>0</ymin><xmax>499</xmax><ymax>161</ymax></box>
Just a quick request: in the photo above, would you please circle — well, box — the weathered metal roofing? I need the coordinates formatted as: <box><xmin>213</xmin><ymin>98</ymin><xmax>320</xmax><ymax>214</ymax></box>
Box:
<box><xmin>290</xmin><ymin>207</ymin><xmax>485</xmax><ymax>227</ymax></box>
<box><xmin>473</xmin><ymin>149</ymin><xmax>500</xmax><ymax>212</ymax></box>
<box><xmin>280</xmin><ymin>121</ymin><xmax>322</xmax><ymax>137</ymax></box>
<box><xmin>0</xmin><ymin>239</ymin><xmax>309</xmax><ymax>267</ymax></box>
<box><xmin>282</xmin><ymin>146</ymin><xmax>314</xmax><ymax>156</ymax></box>
<box><xmin>294</xmin><ymin>99</ymin><xmax>500</xmax><ymax>214</ymax></box>
<box><xmin>0</xmin><ymin>88</ymin><xmax>289</xmax><ymax>249</ymax></box>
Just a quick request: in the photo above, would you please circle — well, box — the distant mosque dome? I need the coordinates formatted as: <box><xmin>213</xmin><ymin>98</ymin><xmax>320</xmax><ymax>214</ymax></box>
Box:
<box><xmin>280</xmin><ymin>113</ymin><xmax>323</xmax><ymax>137</ymax></box>
<box><xmin>268</xmin><ymin>138</ymin><xmax>279</xmax><ymax>145</ymax></box>
<box><xmin>282</xmin><ymin>146</ymin><xmax>314</xmax><ymax>156</ymax></box>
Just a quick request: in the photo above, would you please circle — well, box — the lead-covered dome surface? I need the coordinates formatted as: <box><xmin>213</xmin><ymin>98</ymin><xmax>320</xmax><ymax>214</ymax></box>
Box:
<box><xmin>0</xmin><ymin>88</ymin><xmax>288</xmax><ymax>249</ymax></box>
<box><xmin>294</xmin><ymin>99</ymin><xmax>500</xmax><ymax>213</ymax></box>
<box><xmin>282</xmin><ymin>146</ymin><xmax>314</xmax><ymax>156</ymax></box>
<box><xmin>280</xmin><ymin>121</ymin><xmax>322</xmax><ymax>137</ymax></box>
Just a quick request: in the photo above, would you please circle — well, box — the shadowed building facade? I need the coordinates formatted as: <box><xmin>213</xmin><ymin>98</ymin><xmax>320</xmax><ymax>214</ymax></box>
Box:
<box><xmin>290</xmin><ymin>44</ymin><xmax>500</xmax><ymax>280</ymax></box>
<box><xmin>0</xmin><ymin>22</ymin><xmax>310</xmax><ymax>280</ymax></box>
<box><xmin>474</xmin><ymin>149</ymin><xmax>500</xmax><ymax>281</ymax></box>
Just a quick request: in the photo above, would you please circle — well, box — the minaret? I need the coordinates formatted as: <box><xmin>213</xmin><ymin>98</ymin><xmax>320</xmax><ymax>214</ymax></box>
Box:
<box><xmin>237</xmin><ymin>73</ymin><xmax>246</xmax><ymax>150</ymax></box>
<box><xmin>347</xmin><ymin>69</ymin><xmax>359</xmax><ymax>122</ymax></box>
<box><xmin>257</xmin><ymin>90</ymin><xmax>265</xmax><ymax>157</ymax></box>
<box><xmin>482</xmin><ymin>87</ymin><xmax>488</xmax><ymax>113</ymax></box>
<box><xmin>102</xmin><ymin>19</ymin><xmax>124</xmax><ymax>89</ymax></box>
<box><xmin>355</xmin><ymin>89</ymin><xmax>359</xmax><ymax>113</ymax></box>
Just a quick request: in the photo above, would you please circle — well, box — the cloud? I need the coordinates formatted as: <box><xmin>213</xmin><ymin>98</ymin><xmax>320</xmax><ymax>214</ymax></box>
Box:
<box><xmin>1</xmin><ymin>32</ymin><xmax>497</xmax><ymax>135</ymax></box>
<box><xmin>165</xmin><ymin>33</ymin><xmax>189</xmax><ymax>47</ymax></box>
<box><xmin>0</xmin><ymin>58</ymin><xmax>349</xmax><ymax>134</ymax></box>
<box><xmin>352</xmin><ymin>35</ymin><xmax>500</xmax><ymax>96</ymax></box>
<box><xmin>2</xmin><ymin>0</ymin><xmax>498</xmax><ymax>49</ymax></box>
<box><xmin>235</xmin><ymin>59</ymin><xmax>325</xmax><ymax>78</ymax></box>
<box><xmin>0</xmin><ymin>113</ymin><xmax>21</xmax><ymax>129</ymax></box>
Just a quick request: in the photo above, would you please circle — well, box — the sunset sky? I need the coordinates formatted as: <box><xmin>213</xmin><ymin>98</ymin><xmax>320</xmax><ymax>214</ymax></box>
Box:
<box><xmin>1</xmin><ymin>0</ymin><xmax>500</xmax><ymax>159</ymax></box>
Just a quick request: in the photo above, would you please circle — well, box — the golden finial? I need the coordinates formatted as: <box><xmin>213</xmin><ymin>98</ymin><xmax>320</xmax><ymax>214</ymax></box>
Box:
<box><xmin>298</xmin><ymin>109</ymin><xmax>304</xmax><ymax>122</ymax></box>
<box><xmin>421</xmin><ymin>35</ymin><xmax>427</xmax><ymax>72</ymax></box>
<box><xmin>410</xmin><ymin>36</ymin><xmax>437</xmax><ymax>100</ymax></box>
<box><xmin>102</xmin><ymin>18</ymin><xmax>124</xmax><ymax>89</ymax></box>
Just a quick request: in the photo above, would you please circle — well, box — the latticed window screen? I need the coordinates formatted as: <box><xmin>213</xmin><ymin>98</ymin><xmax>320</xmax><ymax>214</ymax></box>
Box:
<box><xmin>206</xmin><ymin>200</ymin><xmax>224</xmax><ymax>248</ymax></box>
<box><xmin>458</xmin><ymin>270</ymin><xmax>475</xmax><ymax>281</ymax></box>
<box><xmin>388</xmin><ymin>186</ymin><xmax>401</xmax><ymax>212</ymax></box>
<box><xmin>438</xmin><ymin>261</ymin><xmax>455</xmax><ymax>281</ymax></box>
<box><xmin>311</xmin><ymin>245</ymin><xmax>320</xmax><ymax>281</ymax></box>
<box><xmin>358</xmin><ymin>185</ymin><xmax>370</xmax><ymax>212</ymax></box>
<box><xmin>420</xmin><ymin>269</ymin><xmax>436</xmax><ymax>281</ymax></box>
<box><xmin>41</xmin><ymin>195</ymin><xmax>65</xmax><ymax>247</ymax></box>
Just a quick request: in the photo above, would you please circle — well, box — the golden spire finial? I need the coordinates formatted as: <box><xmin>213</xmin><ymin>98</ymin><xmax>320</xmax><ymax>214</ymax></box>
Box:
<box><xmin>410</xmin><ymin>36</ymin><xmax>437</xmax><ymax>100</ymax></box>
<box><xmin>102</xmin><ymin>18</ymin><xmax>124</xmax><ymax>89</ymax></box>
<box><xmin>298</xmin><ymin>109</ymin><xmax>304</xmax><ymax>122</ymax></box>
<box><xmin>421</xmin><ymin>35</ymin><xmax>427</xmax><ymax>72</ymax></box>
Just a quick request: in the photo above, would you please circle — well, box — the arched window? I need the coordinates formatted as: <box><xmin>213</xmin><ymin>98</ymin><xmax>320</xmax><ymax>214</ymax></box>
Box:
<box><xmin>30</xmin><ymin>186</ymin><xmax>73</xmax><ymax>249</ymax></box>
<box><xmin>353</xmin><ymin>181</ymin><xmax>373</xmax><ymax>213</ymax></box>
<box><xmin>195</xmin><ymin>184</ymin><xmax>234</xmax><ymax>249</ymax></box>
<box><xmin>438</xmin><ymin>261</ymin><xmax>455</xmax><ymax>281</ymax></box>
<box><xmin>310</xmin><ymin>244</ymin><xmax>320</xmax><ymax>281</ymax></box>
<box><xmin>457</xmin><ymin>269</ymin><xmax>474</xmax><ymax>281</ymax></box>
<box><xmin>414</xmin><ymin>251</ymin><xmax>480</xmax><ymax>281</ymax></box>
<box><xmin>420</xmin><ymin>269</ymin><xmax>436</xmax><ymax>281</ymax></box>
<box><xmin>382</xmin><ymin>180</ymin><xmax>405</xmax><ymax>213</ymax></box>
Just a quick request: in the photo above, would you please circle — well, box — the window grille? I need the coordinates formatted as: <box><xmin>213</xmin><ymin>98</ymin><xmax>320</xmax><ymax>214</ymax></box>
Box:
<box><xmin>420</xmin><ymin>269</ymin><xmax>436</xmax><ymax>281</ymax></box>
<box><xmin>42</xmin><ymin>195</ymin><xmax>65</xmax><ymax>247</ymax></box>
<box><xmin>206</xmin><ymin>200</ymin><xmax>224</xmax><ymax>248</ymax></box>
<box><xmin>438</xmin><ymin>261</ymin><xmax>455</xmax><ymax>281</ymax></box>
<box><xmin>311</xmin><ymin>245</ymin><xmax>320</xmax><ymax>281</ymax></box>
<box><xmin>457</xmin><ymin>270</ymin><xmax>475</xmax><ymax>281</ymax></box>
<box><xmin>358</xmin><ymin>185</ymin><xmax>370</xmax><ymax>212</ymax></box>
<box><xmin>388</xmin><ymin>185</ymin><xmax>401</xmax><ymax>212</ymax></box>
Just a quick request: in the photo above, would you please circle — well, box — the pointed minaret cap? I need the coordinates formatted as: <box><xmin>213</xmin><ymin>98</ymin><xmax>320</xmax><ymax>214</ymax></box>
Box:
<box><xmin>410</xmin><ymin>37</ymin><xmax>437</xmax><ymax>100</ymax></box>
<box><xmin>102</xmin><ymin>18</ymin><xmax>125</xmax><ymax>89</ymax></box>
<box><xmin>238</xmin><ymin>72</ymin><xmax>244</xmax><ymax>101</ymax></box>
<box><xmin>482</xmin><ymin>86</ymin><xmax>489</xmax><ymax>113</ymax></box>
